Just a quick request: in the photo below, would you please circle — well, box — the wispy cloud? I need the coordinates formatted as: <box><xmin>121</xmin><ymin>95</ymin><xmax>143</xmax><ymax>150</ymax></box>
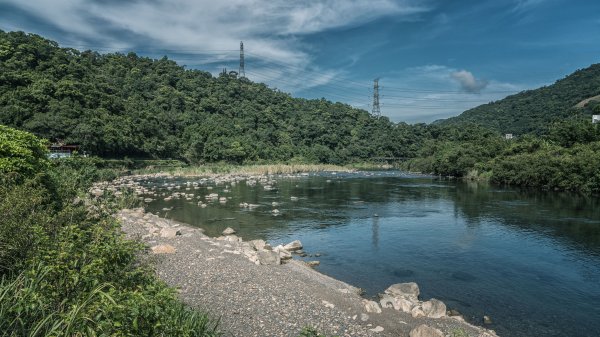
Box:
<box><xmin>1</xmin><ymin>0</ymin><xmax>430</xmax><ymax>92</ymax></box>
<box><xmin>512</xmin><ymin>0</ymin><xmax>550</xmax><ymax>13</ymax></box>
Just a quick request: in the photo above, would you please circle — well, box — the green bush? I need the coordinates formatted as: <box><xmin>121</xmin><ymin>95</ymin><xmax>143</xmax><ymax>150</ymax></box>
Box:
<box><xmin>0</xmin><ymin>125</ymin><xmax>49</xmax><ymax>183</ymax></box>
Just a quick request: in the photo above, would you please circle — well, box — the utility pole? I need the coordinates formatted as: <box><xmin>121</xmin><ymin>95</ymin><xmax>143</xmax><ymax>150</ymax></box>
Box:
<box><xmin>239</xmin><ymin>41</ymin><xmax>245</xmax><ymax>78</ymax></box>
<box><xmin>372</xmin><ymin>78</ymin><xmax>381</xmax><ymax>117</ymax></box>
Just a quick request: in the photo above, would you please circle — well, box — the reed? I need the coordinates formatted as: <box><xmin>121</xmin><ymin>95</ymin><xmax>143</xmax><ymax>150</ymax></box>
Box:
<box><xmin>137</xmin><ymin>163</ymin><xmax>357</xmax><ymax>177</ymax></box>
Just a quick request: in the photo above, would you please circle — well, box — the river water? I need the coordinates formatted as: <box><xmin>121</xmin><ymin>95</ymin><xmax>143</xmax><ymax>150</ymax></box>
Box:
<box><xmin>142</xmin><ymin>171</ymin><xmax>600</xmax><ymax>337</ymax></box>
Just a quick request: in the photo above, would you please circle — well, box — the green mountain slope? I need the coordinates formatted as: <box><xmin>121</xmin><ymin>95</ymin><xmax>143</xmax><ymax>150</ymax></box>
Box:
<box><xmin>438</xmin><ymin>63</ymin><xmax>600</xmax><ymax>134</ymax></box>
<box><xmin>0</xmin><ymin>30</ymin><xmax>419</xmax><ymax>164</ymax></box>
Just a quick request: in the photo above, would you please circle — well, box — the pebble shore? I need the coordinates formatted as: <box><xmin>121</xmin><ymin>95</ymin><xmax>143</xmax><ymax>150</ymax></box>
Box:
<box><xmin>118</xmin><ymin>207</ymin><xmax>499</xmax><ymax>337</ymax></box>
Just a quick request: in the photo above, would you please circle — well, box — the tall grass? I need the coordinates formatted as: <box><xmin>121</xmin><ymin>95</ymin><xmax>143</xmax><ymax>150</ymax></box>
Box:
<box><xmin>136</xmin><ymin>163</ymin><xmax>356</xmax><ymax>176</ymax></box>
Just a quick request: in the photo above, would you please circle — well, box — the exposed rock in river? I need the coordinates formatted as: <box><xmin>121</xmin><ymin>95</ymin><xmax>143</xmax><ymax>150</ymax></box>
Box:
<box><xmin>222</xmin><ymin>227</ymin><xmax>236</xmax><ymax>235</ymax></box>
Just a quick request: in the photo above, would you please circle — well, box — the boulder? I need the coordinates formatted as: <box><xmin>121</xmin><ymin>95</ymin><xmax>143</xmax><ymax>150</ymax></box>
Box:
<box><xmin>222</xmin><ymin>227</ymin><xmax>236</xmax><ymax>235</ymax></box>
<box><xmin>159</xmin><ymin>228</ymin><xmax>181</xmax><ymax>238</ymax></box>
<box><xmin>306</xmin><ymin>261</ymin><xmax>320</xmax><ymax>267</ymax></box>
<box><xmin>362</xmin><ymin>299</ymin><xmax>382</xmax><ymax>314</ymax></box>
<box><xmin>151</xmin><ymin>244</ymin><xmax>176</xmax><ymax>254</ymax></box>
<box><xmin>411</xmin><ymin>305</ymin><xmax>426</xmax><ymax>318</ymax></box>
<box><xmin>283</xmin><ymin>240</ymin><xmax>303</xmax><ymax>251</ymax></box>
<box><xmin>224</xmin><ymin>235</ymin><xmax>242</xmax><ymax>242</ymax></box>
<box><xmin>409</xmin><ymin>325</ymin><xmax>444</xmax><ymax>337</ymax></box>
<box><xmin>257</xmin><ymin>251</ymin><xmax>280</xmax><ymax>265</ymax></box>
<box><xmin>397</xmin><ymin>297</ymin><xmax>414</xmax><ymax>313</ymax></box>
<box><xmin>249</xmin><ymin>239</ymin><xmax>267</xmax><ymax>251</ymax></box>
<box><xmin>379</xmin><ymin>294</ymin><xmax>398</xmax><ymax>310</ymax></box>
<box><xmin>273</xmin><ymin>245</ymin><xmax>292</xmax><ymax>260</ymax></box>
<box><xmin>385</xmin><ymin>282</ymin><xmax>420</xmax><ymax>301</ymax></box>
<box><xmin>422</xmin><ymin>299</ymin><xmax>446</xmax><ymax>318</ymax></box>
<box><xmin>240</xmin><ymin>244</ymin><xmax>257</xmax><ymax>258</ymax></box>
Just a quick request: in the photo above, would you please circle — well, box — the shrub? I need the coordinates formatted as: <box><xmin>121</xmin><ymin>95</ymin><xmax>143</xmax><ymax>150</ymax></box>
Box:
<box><xmin>0</xmin><ymin>125</ymin><xmax>49</xmax><ymax>183</ymax></box>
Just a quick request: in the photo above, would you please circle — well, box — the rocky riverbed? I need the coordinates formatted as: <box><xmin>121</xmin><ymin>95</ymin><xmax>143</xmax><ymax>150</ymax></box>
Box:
<box><xmin>117</xmin><ymin>204</ymin><xmax>499</xmax><ymax>337</ymax></box>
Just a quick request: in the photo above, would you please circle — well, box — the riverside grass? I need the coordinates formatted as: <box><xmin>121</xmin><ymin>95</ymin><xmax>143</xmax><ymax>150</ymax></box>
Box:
<box><xmin>134</xmin><ymin>162</ymin><xmax>395</xmax><ymax>177</ymax></box>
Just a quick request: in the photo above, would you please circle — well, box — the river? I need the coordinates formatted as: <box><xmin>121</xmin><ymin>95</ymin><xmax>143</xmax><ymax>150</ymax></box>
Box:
<box><xmin>142</xmin><ymin>171</ymin><xmax>600</xmax><ymax>337</ymax></box>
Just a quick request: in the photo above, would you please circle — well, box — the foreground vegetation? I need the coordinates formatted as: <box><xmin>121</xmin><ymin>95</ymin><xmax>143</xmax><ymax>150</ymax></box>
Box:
<box><xmin>0</xmin><ymin>125</ymin><xmax>220</xmax><ymax>336</ymax></box>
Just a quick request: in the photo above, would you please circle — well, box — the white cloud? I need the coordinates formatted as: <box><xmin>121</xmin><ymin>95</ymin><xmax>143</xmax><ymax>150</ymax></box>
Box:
<box><xmin>450</xmin><ymin>70</ymin><xmax>488</xmax><ymax>93</ymax></box>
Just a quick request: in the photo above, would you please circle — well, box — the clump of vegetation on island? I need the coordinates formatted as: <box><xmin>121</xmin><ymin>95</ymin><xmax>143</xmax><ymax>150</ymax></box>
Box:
<box><xmin>0</xmin><ymin>125</ymin><xmax>220</xmax><ymax>336</ymax></box>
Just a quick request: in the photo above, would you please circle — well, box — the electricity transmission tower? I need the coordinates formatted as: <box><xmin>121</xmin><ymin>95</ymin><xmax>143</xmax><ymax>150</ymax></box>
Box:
<box><xmin>239</xmin><ymin>41</ymin><xmax>245</xmax><ymax>78</ymax></box>
<box><xmin>372</xmin><ymin>78</ymin><xmax>381</xmax><ymax>116</ymax></box>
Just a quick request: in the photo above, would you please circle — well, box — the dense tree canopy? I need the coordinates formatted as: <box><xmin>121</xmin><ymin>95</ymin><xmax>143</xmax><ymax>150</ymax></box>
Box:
<box><xmin>0</xmin><ymin>30</ymin><xmax>420</xmax><ymax>164</ymax></box>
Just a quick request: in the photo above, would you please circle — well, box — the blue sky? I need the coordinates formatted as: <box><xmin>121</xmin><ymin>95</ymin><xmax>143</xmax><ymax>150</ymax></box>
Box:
<box><xmin>1</xmin><ymin>0</ymin><xmax>599</xmax><ymax>123</ymax></box>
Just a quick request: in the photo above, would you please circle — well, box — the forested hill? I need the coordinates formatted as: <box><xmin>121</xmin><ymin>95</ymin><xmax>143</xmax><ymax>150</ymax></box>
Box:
<box><xmin>437</xmin><ymin>63</ymin><xmax>600</xmax><ymax>135</ymax></box>
<box><xmin>0</xmin><ymin>30</ymin><xmax>418</xmax><ymax>164</ymax></box>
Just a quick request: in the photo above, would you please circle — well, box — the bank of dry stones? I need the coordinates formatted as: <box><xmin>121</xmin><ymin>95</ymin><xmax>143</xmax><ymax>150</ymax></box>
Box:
<box><xmin>117</xmin><ymin>205</ymin><xmax>499</xmax><ymax>337</ymax></box>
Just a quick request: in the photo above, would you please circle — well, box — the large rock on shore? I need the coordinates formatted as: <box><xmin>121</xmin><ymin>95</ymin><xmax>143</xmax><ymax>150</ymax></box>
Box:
<box><xmin>257</xmin><ymin>251</ymin><xmax>281</xmax><ymax>265</ymax></box>
<box><xmin>362</xmin><ymin>299</ymin><xmax>382</xmax><ymax>313</ymax></box>
<box><xmin>380</xmin><ymin>294</ymin><xmax>413</xmax><ymax>313</ymax></box>
<box><xmin>159</xmin><ymin>228</ymin><xmax>181</xmax><ymax>238</ymax></box>
<box><xmin>249</xmin><ymin>239</ymin><xmax>267</xmax><ymax>251</ymax></box>
<box><xmin>273</xmin><ymin>245</ymin><xmax>292</xmax><ymax>260</ymax></box>
<box><xmin>283</xmin><ymin>240</ymin><xmax>303</xmax><ymax>251</ymax></box>
<box><xmin>422</xmin><ymin>299</ymin><xmax>446</xmax><ymax>318</ymax></box>
<box><xmin>409</xmin><ymin>325</ymin><xmax>444</xmax><ymax>337</ymax></box>
<box><xmin>385</xmin><ymin>282</ymin><xmax>420</xmax><ymax>301</ymax></box>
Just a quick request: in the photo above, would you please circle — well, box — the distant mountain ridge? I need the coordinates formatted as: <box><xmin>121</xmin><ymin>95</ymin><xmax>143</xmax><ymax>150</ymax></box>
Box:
<box><xmin>437</xmin><ymin>63</ymin><xmax>600</xmax><ymax>134</ymax></box>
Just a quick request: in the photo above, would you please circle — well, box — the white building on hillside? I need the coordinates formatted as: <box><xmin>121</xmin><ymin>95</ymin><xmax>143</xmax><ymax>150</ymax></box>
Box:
<box><xmin>593</xmin><ymin>115</ymin><xmax>600</xmax><ymax>124</ymax></box>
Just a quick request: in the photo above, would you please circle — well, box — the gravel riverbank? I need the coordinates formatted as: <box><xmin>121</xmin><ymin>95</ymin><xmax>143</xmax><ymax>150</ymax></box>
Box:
<box><xmin>118</xmin><ymin>208</ymin><xmax>499</xmax><ymax>337</ymax></box>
